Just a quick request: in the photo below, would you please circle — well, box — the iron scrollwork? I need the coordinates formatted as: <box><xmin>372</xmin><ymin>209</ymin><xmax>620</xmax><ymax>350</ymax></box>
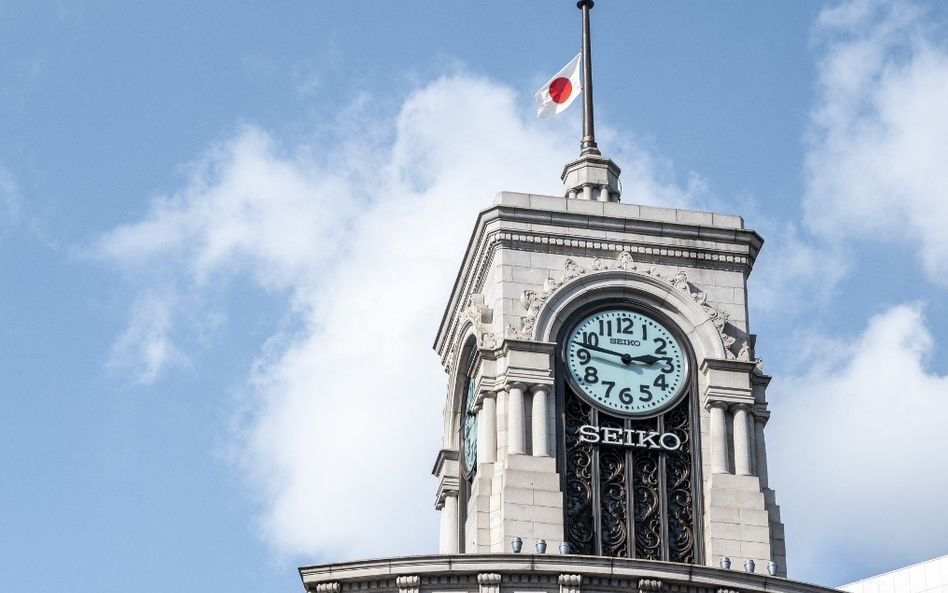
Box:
<box><xmin>599</xmin><ymin>416</ymin><xmax>628</xmax><ymax>557</ymax></box>
<box><xmin>563</xmin><ymin>388</ymin><xmax>698</xmax><ymax>562</ymax></box>
<box><xmin>564</xmin><ymin>397</ymin><xmax>595</xmax><ymax>554</ymax></box>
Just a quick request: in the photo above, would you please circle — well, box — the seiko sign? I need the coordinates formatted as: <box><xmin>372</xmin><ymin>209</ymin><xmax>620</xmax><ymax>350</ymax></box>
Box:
<box><xmin>578</xmin><ymin>424</ymin><xmax>682</xmax><ymax>451</ymax></box>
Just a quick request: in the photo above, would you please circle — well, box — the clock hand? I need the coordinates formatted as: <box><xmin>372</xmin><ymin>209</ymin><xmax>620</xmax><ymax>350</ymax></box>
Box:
<box><xmin>575</xmin><ymin>341</ymin><xmax>629</xmax><ymax>360</ymax></box>
<box><xmin>627</xmin><ymin>354</ymin><xmax>661</xmax><ymax>365</ymax></box>
<box><xmin>575</xmin><ymin>342</ymin><xmax>662</xmax><ymax>366</ymax></box>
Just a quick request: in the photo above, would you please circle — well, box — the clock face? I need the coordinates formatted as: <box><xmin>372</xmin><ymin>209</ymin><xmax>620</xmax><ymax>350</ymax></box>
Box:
<box><xmin>564</xmin><ymin>308</ymin><xmax>688</xmax><ymax>417</ymax></box>
<box><xmin>461</xmin><ymin>375</ymin><xmax>478</xmax><ymax>478</ymax></box>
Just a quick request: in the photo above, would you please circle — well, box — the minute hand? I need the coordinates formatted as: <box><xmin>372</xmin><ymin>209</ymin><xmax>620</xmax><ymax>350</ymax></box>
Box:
<box><xmin>575</xmin><ymin>342</ymin><xmax>660</xmax><ymax>366</ymax></box>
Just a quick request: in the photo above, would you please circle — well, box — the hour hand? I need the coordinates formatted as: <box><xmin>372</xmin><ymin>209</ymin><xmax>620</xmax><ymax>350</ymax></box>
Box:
<box><xmin>627</xmin><ymin>354</ymin><xmax>661</xmax><ymax>365</ymax></box>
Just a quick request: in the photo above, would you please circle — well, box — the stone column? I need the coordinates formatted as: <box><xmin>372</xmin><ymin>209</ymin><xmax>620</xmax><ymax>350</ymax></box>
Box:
<box><xmin>507</xmin><ymin>383</ymin><xmax>526</xmax><ymax>455</ymax></box>
<box><xmin>732</xmin><ymin>404</ymin><xmax>752</xmax><ymax>476</ymax></box>
<box><xmin>531</xmin><ymin>385</ymin><xmax>550</xmax><ymax>457</ymax></box>
<box><xmin>708</xmin><ymin>401</ymin><xmax>729</xmax><ymax>474</ymax></box>
<box><xmin>755</xmin><ymin>415</ymin><xmax>770</xmax><ymax>488</ymax></box>
<box><xmin>479</xmin><ymin>392</ymin><xmax>497</xmax><ymax>463</ymax></box>
<box><xmin>438</xmin><ymin>492</ymin><xmax>459</xmax><ymax>553</ymax></box>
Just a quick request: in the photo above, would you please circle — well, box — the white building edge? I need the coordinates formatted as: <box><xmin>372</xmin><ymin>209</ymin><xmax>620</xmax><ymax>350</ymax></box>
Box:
<box><xmin>839</xmin><ymin>555</ymin><xmax>948</xmax><ymax>593</ymax></box>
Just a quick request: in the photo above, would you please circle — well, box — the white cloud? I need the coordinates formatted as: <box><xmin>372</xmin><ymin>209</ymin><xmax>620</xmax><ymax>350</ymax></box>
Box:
<box><xmin>805</xmin><ymin>0</ymin><xmax>948</xmax><ymax>284</ymax></box>
<box><xmin>106</xmin><ymin>291</ymin><xmax>187</xmax><ymax>384</ymax></box>
<box><xmin>0</xmin><ymin>165</ymin><xmax>21</xmax><ymax>232</ymax></box>
<box><xmin>93</xmin><ymin>72</ymin><xmax>706</xmax><ymax>560</ymax></box>
<box><xmin>748</xmin><ymin>221</ymin><xmax>850</xmax><ymax>318</ymax></box>
<box><xmin>768</xmin><ymin>303</ymin><xmax>948</xmax><ymax>584</ymax></box>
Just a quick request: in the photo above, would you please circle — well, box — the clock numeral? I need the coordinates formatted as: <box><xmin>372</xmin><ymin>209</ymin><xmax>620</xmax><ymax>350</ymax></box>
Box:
<box><xmin>598</xmin><ymin>319</ymin><xmax>614</xmax><ymax>337</ymax></box>
<box><xmin>639</xmin><ymin>385</ymin><xmax>653</xmax><ymax>402</ymax></box>
<box><xmin>653</xmin><ymin>374</ymin><xmax>668</xmax><ymax>391</ymax></box>
<box><xmin>601</xmin><ymin>380</ymin><xmax>615</xmax><ymax>398</ymax></box>
<box><xmin>619</xmin><ymin>317</ymin><xmax>635</xmax><ymax>334</ymax></box>
<box><xmin>582</xmin><ymin>331</ymin><xmax>599</xmax><ymax>347</ymax></box>
<box><xmin>576</xmin><ymin>348</ymin><xmax>591</xmax><ymax>364</ymax></box>
<box><xmin>584</xmin><ymin>366</ymin><xmax>599</xmax><ymax>383</ymax></box>
<box><xmin>653</xmin><ymin>337</ymin><xmax>668</xmax><ymax>355</ymax></box>
<box><xmin>659</xmin><ymin>357</ymin><xmax>675</xmax><ymax>373</ymax></box>
<box><xmin>641</xmin><ymin>323</ymin><xmax>648</xmax><ymax>340</ymax></box>
<box><xmin>618</xmin><ymin>387</ymin><xmax>634</xmax><ymax>404</ymax></box>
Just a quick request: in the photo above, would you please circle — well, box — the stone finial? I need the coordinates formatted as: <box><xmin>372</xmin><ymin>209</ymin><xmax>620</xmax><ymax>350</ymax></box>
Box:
<box><xmin>561</xmin><ymin>154</ymin><xmax>621</xmax><ymax>202</ymax></box>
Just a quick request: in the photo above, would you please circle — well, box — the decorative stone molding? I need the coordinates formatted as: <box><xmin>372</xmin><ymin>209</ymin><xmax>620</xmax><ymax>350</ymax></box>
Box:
<box><xmin>459</xmin><ymin>293</ymin><xmax>499</xmax><ymax>351</ymax></box>
<box><xmin>515</xmin><ymin>250</ymin><xmax>755</xmax><ymax>361</ymax></box>
<box><xmin>638</xmin><ymin>579</ymin><xmax>663</xmax><ymax>593</ymax></box>
<box><xmin>529</xmin><ymin>383</ymin><xmax>553</xmax><ymax>394</ymax></box>
<box><xmin>434</xmin><ymin>198</ymin><xmax>765</xmax><ymax>371</ymax></box>
<box><xmin>435</xmin><ymin>478</ymin><xmax>460</xmax><ymax>511</ymax></box>
<box><xmin>432</xmin><ymin>449</ymin><xmax>459</xmax><ymax>510</ymax></box>
<box><xmin>441</xmin><ymin>294</ymin><xmax>497</xmax><ymax>373</ymax></box>
<box><xmin>302</xmin><ymin>555</ymin><xmax>839</xmax><ymax>593</ymax></box>
<box><xmin>396</xmin><ymin>576</ymin><xmax>420</xmax><ymax>593</ymax></box>
<box><xmin>478</xmin><ymin>573</ymin><xmax>502</xmax><ymax>593</ymax></box>
<box><xmin>559</xmin><ymin>574</ymin><xmax>583</xmax><ymax>593</ymax></box>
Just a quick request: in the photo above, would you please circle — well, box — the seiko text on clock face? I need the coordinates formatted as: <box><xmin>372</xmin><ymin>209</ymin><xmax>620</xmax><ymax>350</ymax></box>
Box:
<box><xmin>565</xmin><ymin>308</ymin><xmax>687</xmax><ymax>416</ymax></box>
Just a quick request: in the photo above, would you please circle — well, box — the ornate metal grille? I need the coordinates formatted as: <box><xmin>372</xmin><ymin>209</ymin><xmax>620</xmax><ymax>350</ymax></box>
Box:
<box><xmin>562</xmin><ymin>386</ymin><xmax>699</xmax><ymax>562</ymax></box>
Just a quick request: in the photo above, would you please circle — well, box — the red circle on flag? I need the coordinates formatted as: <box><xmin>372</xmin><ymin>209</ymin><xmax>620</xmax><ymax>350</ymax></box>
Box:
<box><xmin>549</xmin><ymin>77</ymin><xmax>572</xmax><ymax>104</ymax></box>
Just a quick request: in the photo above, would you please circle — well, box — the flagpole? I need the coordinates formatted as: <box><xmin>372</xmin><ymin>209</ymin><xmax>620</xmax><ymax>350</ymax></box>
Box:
<box><xmin>578</xmin><ymin>0</ymin><xmax>600</xmax><ymax>156</ymax></box>
<box><xmin>561</xmin><ymin>0</ymin><xmax>619</xmax><ymax>202</ymax></box>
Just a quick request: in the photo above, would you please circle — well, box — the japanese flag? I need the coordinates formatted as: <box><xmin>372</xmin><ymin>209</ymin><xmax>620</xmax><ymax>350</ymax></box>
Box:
<box><xmin>535</xmin><ymin>53</ymin><xmax>582</xmax><ymax>118</ymax></box>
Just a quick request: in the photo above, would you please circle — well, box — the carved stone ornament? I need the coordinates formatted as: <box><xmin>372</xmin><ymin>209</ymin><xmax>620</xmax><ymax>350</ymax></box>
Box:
<box><xmin>459</xmin><ymin>293</ymin><xmax>499</xmax><ymax>351</ymax></box>
<box><xmin>396</xmin><ymin>575</ymin><xmax>421</xmax><ymax>593</ymax></box>
<box><xmin>440</xmin><ymin>293</ymin><xmax>502</xmax><ymax>363</ymax></box>
<box><xmin>638</xmin><ymin>579</ymin><xmax>663</xmax><ymax>593</ymax></box>
<box><xmin>515</xmin><ymin>250</ymin><xmax>756</xmax><ymax>361</ymax></box>
<box><xmin>558</xmin><ymin>574</ymin><xmax>583</xmax><ymax>593</ymax></box>
<box><xmin>314</xmin><ymin>584</ymin><xmax>340</xmax><ymax>593</ymax></box>
<box><xmin>478</xmin><ymin>573</ymin><xmax>502</xmax><ymax>593</ymax></box>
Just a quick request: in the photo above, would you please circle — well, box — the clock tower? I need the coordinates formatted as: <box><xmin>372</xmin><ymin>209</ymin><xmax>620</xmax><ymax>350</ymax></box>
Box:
<box><xmin>432</xmin><ymin>185</ymin><xmax>786</xmax><ymax>572</ymax></box>
<box><xmin>432</xmin><ymin>5</ymin><xmax>783</xmax><ymax>568</ymax></box>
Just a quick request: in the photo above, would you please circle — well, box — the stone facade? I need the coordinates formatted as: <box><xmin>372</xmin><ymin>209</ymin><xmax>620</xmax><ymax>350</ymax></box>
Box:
<box><xmin>299</xmin><ymin>555</ymin><xmax>827</xmax><ymax>593</ymax></box>
<box><xmin>432</xmin><ymin>192</ymin><xmax>786</xmax><ymax>575</ymax></box>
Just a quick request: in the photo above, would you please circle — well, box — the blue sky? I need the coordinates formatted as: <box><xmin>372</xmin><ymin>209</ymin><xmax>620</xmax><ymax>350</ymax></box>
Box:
<box><xmin>2</xmin><ymin>1</ymin><xmax>948</xmax><ymax>592</ymax></box>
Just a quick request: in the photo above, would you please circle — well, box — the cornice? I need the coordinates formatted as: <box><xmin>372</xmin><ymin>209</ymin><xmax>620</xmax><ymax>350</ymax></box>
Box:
<box><xmin>435</xmin><ymin>197</ymin><xmax>765</xmax><ymax>373</ymax></box>
<box><xmin>431</xmin><ymin>448</ymin><xmax>459</xmax><ymax>477</ymax></box>
<box><xmin>300</xmin><ymin>554</ymin><xmax>829</xmax><ymax>593</ymax></box>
